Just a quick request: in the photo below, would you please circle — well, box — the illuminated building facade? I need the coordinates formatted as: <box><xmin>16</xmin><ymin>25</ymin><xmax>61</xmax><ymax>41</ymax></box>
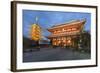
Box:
<box><xmin>47</xmin><ymin>19</ymin><xmax>86</xmax><ymax>48</ymax></box>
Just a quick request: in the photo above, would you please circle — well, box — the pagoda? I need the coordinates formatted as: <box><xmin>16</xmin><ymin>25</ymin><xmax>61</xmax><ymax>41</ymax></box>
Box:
<box><xmin>30</xmin><ymin>17</ymin><xmax>41</xmax><ymax>46</ymax></box>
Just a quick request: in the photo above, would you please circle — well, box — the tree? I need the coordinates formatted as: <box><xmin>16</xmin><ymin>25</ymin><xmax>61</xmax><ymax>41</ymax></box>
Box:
<box><xmin>78</xmin><ymin>30</ymin><xmax>91</xmax><ymax>52</ymax></box>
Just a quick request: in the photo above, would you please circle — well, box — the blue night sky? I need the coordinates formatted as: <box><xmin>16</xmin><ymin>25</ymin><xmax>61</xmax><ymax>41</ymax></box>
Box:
<box><xmin>23</xmin><ymin>10</ymin><xmax>91</xmax><ymax>38</ymax></box>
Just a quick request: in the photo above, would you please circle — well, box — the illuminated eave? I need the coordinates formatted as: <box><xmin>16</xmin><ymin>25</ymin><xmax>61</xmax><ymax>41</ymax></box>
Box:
<box><xmin>47</xmin><ymin>31</ymin><xmax>80</xmax><ymax>39</ymax></box>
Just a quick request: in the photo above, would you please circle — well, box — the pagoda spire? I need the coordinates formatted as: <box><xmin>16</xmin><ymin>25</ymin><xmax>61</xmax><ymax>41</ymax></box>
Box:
<box><xmin>35</xmin><ymin>16</ymin><xmax>39</xmax><ymax>24</ymax></box>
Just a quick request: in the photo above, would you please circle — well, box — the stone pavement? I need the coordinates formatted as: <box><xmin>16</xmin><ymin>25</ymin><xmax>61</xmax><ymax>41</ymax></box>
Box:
<box><xmin>23</xmin><ymin>47</ymin><xmax>90</xmax><ymax>62</ymax></box>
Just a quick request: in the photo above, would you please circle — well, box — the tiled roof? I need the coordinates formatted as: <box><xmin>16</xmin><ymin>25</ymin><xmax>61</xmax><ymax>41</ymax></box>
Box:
<box><xmin>48</xmin><ymin>19</ymin><xmax>86</xmax><ymax>30</ymax></box>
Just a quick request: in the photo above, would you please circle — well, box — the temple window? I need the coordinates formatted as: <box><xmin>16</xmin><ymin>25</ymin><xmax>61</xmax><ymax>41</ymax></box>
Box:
<box><xmin>54</xmin><ymin>31</ymin><xmax>57</xmax><ymax>34</ymax></box>
<box><xmin>58</xmin><ymin>30</ymin><xmax>61</xmax><ymax>33</ymax></box>
<box><xmin>62</xmin><ymin>28</ymin><xmax>65</xmax><ymax>31</ymax></box>
<box><xmin>71</xmin><ymin>28</ymin><xmax>77</xmax><ymax>31</ymax></box>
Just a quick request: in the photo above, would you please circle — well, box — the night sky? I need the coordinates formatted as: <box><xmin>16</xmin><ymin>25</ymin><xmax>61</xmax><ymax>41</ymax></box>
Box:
<box><xmin>23</xmin><ymin>10</ymin><xmax>91</xmax><ymax>39</ymax></box>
